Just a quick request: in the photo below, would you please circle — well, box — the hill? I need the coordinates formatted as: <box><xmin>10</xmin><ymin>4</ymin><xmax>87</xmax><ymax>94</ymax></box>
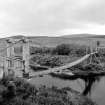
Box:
<box><xmin>25</xmin><ymin>34</ymin><xmax>105</xmax><ymax>47</ymax></box>
<box><xmin>0</xmin><ymin>34</ymin><xmax>105</xmax><ymax>47</ymax></box>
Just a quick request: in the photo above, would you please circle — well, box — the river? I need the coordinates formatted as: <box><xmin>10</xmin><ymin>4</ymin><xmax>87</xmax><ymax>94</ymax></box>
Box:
<box><xmin>29</xmin><ymin>75</ymin><xmax>105</xmax><ymax>105</ymax></box>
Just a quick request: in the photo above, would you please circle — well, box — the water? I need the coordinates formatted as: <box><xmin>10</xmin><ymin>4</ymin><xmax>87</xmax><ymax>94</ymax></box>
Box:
<box><xmin>91</xmin><ymin>77</ymin><xmax>105</xmax><ymax>105</ymax></box>
<box><xmin>29</xmin><ymin>75</ymin><xmax>105</xmax><ymax>105</ymax></box>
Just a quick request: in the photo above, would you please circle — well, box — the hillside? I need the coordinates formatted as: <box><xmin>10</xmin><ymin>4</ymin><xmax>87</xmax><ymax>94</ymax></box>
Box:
<box><xmin>0</xmin><ymin>34</ymin><xmax>105</xmax><ymax>47</ymax></box>
<box><xmin>61</xmin><ymin>33</ymin><xmax>105</xmax><ymax>38</ymax></box>
<box><xmin>21</xmin><ymin>34</ymin><xmax>105</xmax><ymax>47</ymax></box>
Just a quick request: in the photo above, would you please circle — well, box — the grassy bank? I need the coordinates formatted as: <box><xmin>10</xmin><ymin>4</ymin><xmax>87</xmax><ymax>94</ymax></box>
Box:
<box><xmin>0</xmin><ymin>77</ymin><xmax>97</xmax><ymax>105</ymax></box>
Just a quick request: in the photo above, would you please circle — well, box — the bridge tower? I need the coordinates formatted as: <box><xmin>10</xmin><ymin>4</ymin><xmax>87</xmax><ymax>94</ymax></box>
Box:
<box><xmin>2</xmin><ymin>39</ymin><xmax>14</xmax><ymax>77</ymax></box>
<box><xmin>22</xmin><ymin>38</ymin><xmax>30</xmax><ymax>74</ymax></box>
<box><xmin>4</xmin><ymin>37</ymin><xmax>30</xmax><ymax>77</ymax></box>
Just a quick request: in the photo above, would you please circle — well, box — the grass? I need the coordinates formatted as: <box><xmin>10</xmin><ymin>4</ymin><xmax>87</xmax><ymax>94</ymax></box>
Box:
<box><xmin>0</xmin><ymin>76</ymin><xmax>97</xmax><ymax>105</ymax></box>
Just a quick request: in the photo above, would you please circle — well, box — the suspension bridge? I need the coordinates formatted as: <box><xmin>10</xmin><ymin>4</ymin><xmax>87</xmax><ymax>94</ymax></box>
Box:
<box><xmin>0</xmin><ymin>37</ymin><xmax>103</xmax><ymax>79</ymax></box>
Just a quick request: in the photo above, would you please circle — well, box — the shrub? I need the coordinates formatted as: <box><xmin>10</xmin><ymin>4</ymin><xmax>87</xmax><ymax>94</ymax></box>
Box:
<box><xmin>30</xmin><ymin>47</ymin><xmax>53</xmax><ymax>55</ymax></box>
<box><xmin>52</xmin><ymin>44</ymin><xmax>86</xmax><ymax>56</ymax></box>
<box><xmin>36</xmin><ymin>56</ymin><xmax>63</xmax><ymax>67</ymax></box>
<box><xmin>30</xmin><ymin>43</ymin><xmax>87</xmax><ymax>57</ymax></box>
<box><xmin>75</xmin><ymin>47</ymin><xmax>86</xmax><ymax>57</ymax></box>
<box><xmin>53</xmin><ymin>44</ymin><xmax>71</xmax><ymax>55</ymax></box>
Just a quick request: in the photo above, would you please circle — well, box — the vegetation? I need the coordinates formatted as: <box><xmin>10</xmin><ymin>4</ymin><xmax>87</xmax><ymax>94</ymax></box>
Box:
<box><xmin>30</xmin><ymin>43</ymin><xmax>105</xmax><ymax>69</ymax></box>
<box><xmin>69</xmin><ymin>63</ymin><xmax>104</xmax><ymax>74</ymax></box>
<box><xmin>53</xmin><ymin>44</ymin><xmax>71</xmax><ymax>55</ymax></box>
<box><xmin>30</xmin><ymin>54</ymin><xmax>63</xmax><ymax>68</ymax></box>
<box><xmin>30</xmin><ymin>43</ymin><xmax>87</xmax><ymax>57</ymax></box>
<box><xmin>30</xmin><ymin>43</ymin><xmax>87</xmax><ymax>69</ymax></box>
<box><xmin>0</xmin><ymin>76</ymin><xmax>96</xmax><ymax>105</ymax></box>
<box><xmin>30</xmin><ymin>54</ymin><xmax>79</xmax><ymax>68</ymax></box>
<box><xmin>30</xmin><ymin>47</ymin><xmax>53</xmax><ymax>55</ymax></box>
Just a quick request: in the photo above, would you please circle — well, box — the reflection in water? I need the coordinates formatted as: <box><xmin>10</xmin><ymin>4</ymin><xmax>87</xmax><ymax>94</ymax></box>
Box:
<box><xmin>82</xmin><ymin>76</ymin><xmax>101</xmax><ymax>96</ymax></box>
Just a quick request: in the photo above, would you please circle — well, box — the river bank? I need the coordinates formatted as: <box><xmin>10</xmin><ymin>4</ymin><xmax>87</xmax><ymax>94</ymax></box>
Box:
<box><xmin>0</xmin><ymin>76</ymin><xmax>97</xmax><ymax>105</ymax></box>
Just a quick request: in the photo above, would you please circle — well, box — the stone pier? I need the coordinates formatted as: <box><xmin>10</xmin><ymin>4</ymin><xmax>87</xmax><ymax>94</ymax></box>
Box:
<box><xmin>22</xmin><ymin>38</ymin><xmax>30</xmax><ymax>73</ymax></box>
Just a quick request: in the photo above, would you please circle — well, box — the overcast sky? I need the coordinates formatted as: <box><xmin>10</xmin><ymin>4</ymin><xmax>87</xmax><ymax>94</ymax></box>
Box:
<box><xmin>0</xmin><ymin>0</ymin><xmax>105</xmax><ymax>37</ymax></box>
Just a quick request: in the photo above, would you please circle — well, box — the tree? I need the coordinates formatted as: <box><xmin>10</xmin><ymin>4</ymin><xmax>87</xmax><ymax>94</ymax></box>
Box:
<box><xmin>54</xmin><ymin>44</ymin><xmax>71</xmax><ymax>55</ymax></box>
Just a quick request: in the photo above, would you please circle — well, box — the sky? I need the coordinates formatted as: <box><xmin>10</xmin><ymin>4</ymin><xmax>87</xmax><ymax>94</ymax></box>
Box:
<box><xmin>0</xmin><ymin>0</ymin><xmax>105</xmax><ymax>37</ymax></box>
